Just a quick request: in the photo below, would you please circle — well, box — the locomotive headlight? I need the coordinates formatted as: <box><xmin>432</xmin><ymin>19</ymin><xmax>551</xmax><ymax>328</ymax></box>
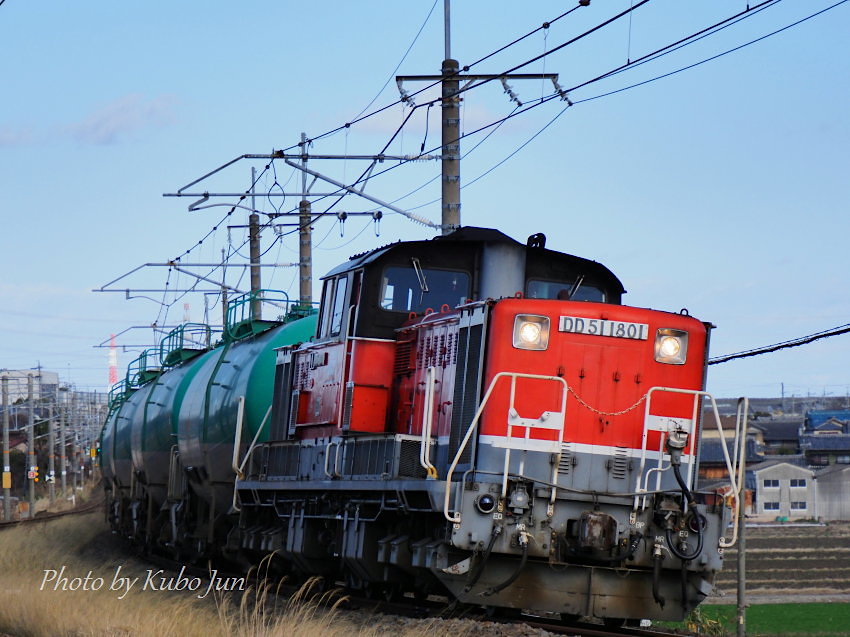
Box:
<box><xmin>654</xmin><ymin>328</ymin><xmax>688</xmax><ymax>365</ymax></box>
<box><xmin>513</xmin><ymin>314</ymin><xmax>550</xmax><ymax>350</ymax></box>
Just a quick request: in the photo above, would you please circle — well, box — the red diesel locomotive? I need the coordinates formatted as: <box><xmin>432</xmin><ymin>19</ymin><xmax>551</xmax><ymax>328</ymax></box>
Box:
<box><xmin>234</xmin><ymin>227</ymin><xmax>743</xmax><ymax>624</ymax></box>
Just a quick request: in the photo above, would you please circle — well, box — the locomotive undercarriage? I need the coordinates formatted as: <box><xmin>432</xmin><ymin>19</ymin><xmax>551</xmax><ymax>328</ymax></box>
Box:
<box><xmin>103</xmin><ymin>425</ymin><xmax>730</xmax><ymax>624</ymax></box>
<box><xmin>225</xmin><ymin>432</ymin><xmax>728</xmax><ymax>622</ymax></box>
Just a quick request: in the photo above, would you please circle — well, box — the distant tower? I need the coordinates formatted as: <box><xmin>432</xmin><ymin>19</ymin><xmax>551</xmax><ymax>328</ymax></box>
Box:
<box><xmin>183</xmin><ymin>302</ymin><xmax>191</xmax><ymax>323</ymax></box>
<box><xmin>108</xmin><ymin>334</ymin><xmax>118</xmax><ymax>386</ymax></box>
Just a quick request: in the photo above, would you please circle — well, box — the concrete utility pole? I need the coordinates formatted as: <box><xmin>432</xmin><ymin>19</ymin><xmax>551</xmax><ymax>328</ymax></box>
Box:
<box><xmin>441</xmin><ymin>0</ymin><xmax>460</xmax><ymax>234</ymax></box>
<box><xmin>71</xmin><ymin>392</ymin><xmax>78</xmax><ymax>491</ymax></box>
<box><xmin>396</xmin><ymin>0</ymin><xmax>561</xmax><ymax>234</ymax></box>
<box><xmin>48</xmin><ymin>396</ymin><xmax>55</xmax><ymax>504</ymax></box>
<box><xmin>299</xmin><ymin>132</ymin><xmax>313</xmax><ymax>308</ymax></box>
<box><xmin>249</xmin><ymin>166</ymin><xmax>262</xmax><ymax>320</ymax></box>
<box><xmin>59</xmin><ymin>390</ymin><xmax>67</xmax><ymax>496</ymax></box>
<box><xmin>2</xmin><ymin>376</ymin><xmax>10</xmax><ymax>521</ymax></box>
<box><xmin>737</xmin><ymin>421</ymin><xmax>747</xmax><ymax>637</ymax></box>
<box><xmin>27</xmin><ymin>374</ymin><xmax>35</xmax><ymax>516</ymax></box>
<box><xmin>221</xmin><ymin>248</ymin><xmax>229</xmax><ymax>328</ymax></box>
<box><xmin>737</xmin><ymin>489</ymin><xmax>747</xmax><ymax>636</ymax></box>
<box><xmin>441</xmin><ymin>57</ymin><xmax>461</xmax><ymax>235</ymax></box>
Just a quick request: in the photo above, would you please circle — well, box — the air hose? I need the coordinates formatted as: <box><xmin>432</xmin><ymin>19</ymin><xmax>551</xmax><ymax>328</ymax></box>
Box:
<box><xmin>666</xmin><ymin>452</ymin><xmax>704</xmax><ymax>560</ymax></box>
<box><xmin>672</xmin><ymin>461</ymin><xmax>696</xmax><ymax>508</ymax></box>
<box><xmin>665</xmin><ymin>525</ymin><xmax>704</xmax><ymax>561</ymax></box>
<box><xmin>464</xmin><ymin>526</ymin><xmax>501</xmax><ymax>593</ymax></box>
<box><xmin>652</xmin><ymin>548</ymin><xmax>666</xmax><ymax>609</ymax></box>
<box><xmin>482</xmin><ymin>539</ymin><xmax>528</xmax><ymax>597</ymax></box>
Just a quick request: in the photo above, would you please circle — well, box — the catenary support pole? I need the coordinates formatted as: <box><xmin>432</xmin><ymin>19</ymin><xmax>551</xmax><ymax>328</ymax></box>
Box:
<box><xmin>59</xmin><ymin>392</ymin><xmax>67</xmax><ymax>496</ymax></box>
<box><xmin>2</xmin><ymin>376</ymin><xmax>10</xmax><ymax>521</ymax></box>
<box><xmin>298</xmin><ymin>133</ymin><xmax>312</xmax><ymax>307</ymax></box>
<box><xmin>441</xmin><ymin>57</ymin><xmax>460</xmax><ymax>234</ymax></box>
<box><xmin>221</xmin><ymin>248</ymin><xmax>229</xmax><ymax>329</ymax></box>
<box><xmin>71</xmin><ymin>392</ymin><xmax>78</xmax><ymax>492</ymax></box>
<box><xmin>48</xmin><ymin>395</ymin><xmax>55</xmax><ymax>504</ymax></box>
<box><xmin>249</xmin><ymin>166</ymin><xmax>262</xmax><ymax>319</ymax></box>
<box><xmin>27</xmin><ymin>374</ymin><xmax>35</xmax><ymax>516</ymax></box>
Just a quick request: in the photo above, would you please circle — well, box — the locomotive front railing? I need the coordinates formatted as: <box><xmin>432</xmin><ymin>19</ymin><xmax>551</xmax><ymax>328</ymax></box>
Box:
<box><xmin>443</xmin><ymin>371</ymin><xmax>568</xmax><ymax>524</ymax></box>
<box><xmin>632</xmin><ymin>388</ymin><xmax>748</xmax><ymax>548</ymax></box>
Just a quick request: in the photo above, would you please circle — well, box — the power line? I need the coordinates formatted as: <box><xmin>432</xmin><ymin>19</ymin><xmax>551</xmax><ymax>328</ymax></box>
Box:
<box><xmin>349</xmin><ymin>0</ymin><xmax>439</xmax><ymax>121</ymax></box>
<box><xmin>709</xmin><ymin>323</ymin><xmax>850</xmax><ymax>365</ymax></box>
<box><xmin>320</xmin><ymin>0</ymin><xmax>846</xmax><ymax>215</ymax></box>
<box><xmin>576</xmin><ymin>0</ymin><xmax>850</xmax><ymax>106</ymax></box>
<box><xmin>144</xmin><ymin>0</ymin><xmax>845</xmax><ymax>347</ymax></box>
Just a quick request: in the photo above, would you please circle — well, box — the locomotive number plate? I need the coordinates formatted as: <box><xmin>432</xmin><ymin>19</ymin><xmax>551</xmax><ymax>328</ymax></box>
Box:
<box><xmin>558</xmin><ymin>316</ymin><xmax>649</xmax><ymax>340</ymax></box>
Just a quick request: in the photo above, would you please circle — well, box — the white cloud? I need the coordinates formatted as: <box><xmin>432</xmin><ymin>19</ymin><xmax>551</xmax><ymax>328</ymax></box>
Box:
<box><xmin>0</xmin><ymin>126</ymin><xmax>33</xmax><ymax>147</ymax></box>
<box><xmin>65</xmin><ymin>93</ymin><xmax>178</xmax><ymax>145</ymax></box>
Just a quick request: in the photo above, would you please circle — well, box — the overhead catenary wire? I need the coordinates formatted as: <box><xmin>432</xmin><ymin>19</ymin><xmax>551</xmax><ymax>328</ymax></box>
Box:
<box><xmin>258</xmin><ymin>0</ymin><xmax>814</xmax><ymax>222</ymax></box>
<box><xmin>140</xmin><ymin>0</ymin><xmax>845</xmax><ymax>352</ymax></box>
<box><xmin>709</xmin><ymin>324</ymin><xmax>850</xmax><ymax>365</ymax></box>
<box><xmin>315</xmin><ymin>0</ymin><xmax>846</xmax><ymax>216</ymax></box>
<box><xmin>349</xmin><ymin>0</ymin><xmax>439</xmax><ymax>121</ymax></box>
<box><xmin>169</xmin><ymin>1</ymin><xmax>641</xmax><ymax>233</ymax></box>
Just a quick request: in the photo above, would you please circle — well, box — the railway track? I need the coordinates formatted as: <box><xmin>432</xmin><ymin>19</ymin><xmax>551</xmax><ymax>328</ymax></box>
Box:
<box><xmin>136</xmin><ymin>547</ymin><xmax>683</xmax><ymax>637</ymax></box>
<box><xmin>0</xmin><ymin>494</ymin><xmax>104</xmax><ymax>531</ymax></box>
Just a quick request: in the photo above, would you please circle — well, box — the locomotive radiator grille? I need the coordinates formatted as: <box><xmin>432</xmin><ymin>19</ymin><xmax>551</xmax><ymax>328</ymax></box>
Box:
<box><xmin>609</xmin><ymin>446</ymin><xmax>630</xmax><ymax>479</ymax></box>
<box><xmin>266</xmin><ymin>442</ymin><xmax>300</xmax><ymax>478</ymax></box>
<box><xmin>342</xmin><ymin>436</ymin><xmax>427</xmax><ymax>479</ymax></box>
<box><xmin>558</xmin><ymin>442</ymin><xmax>574</xmax><ymax>475</ymax></box>
<box><xmin>449</xmin><ymin>323</ymin><xmax>483</xmax><ymax>466</ymax></box>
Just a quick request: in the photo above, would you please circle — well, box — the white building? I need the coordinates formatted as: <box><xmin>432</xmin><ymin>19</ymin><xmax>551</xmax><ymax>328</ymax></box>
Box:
<box><xmin>0</xmin><ymin>369</ymin><xmax>60</xmax><ymax>403</ymax></box>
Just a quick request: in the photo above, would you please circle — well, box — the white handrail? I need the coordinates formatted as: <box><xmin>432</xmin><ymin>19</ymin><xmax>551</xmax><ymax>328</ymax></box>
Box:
<box><xmin>230</xmin><ymin>401</ymin><xmax>273</xmax><ymax>513</ymax></box>
<box><xmin>719</xmin><ymin>397</ymin><xmax>749</xmax><ymax>548</ymax></box>
<box><xmin>630</xmin><ymin>387</ymin><xmax>747</xmax><ymax>549</ymax></box>
<box><xmin>323</xmin><ymin>440</ymin><xmax>342</xmax><ymax>479</ymax></box>
<box><xmin>443</xmin><ymin>371</ymin><xmax>568</xmax><ymax>524</ymax></box>
<box><xmin>634</xmin><ymin>388</ymin><xmax>715</xmax><ymax>510</ymax></box>
<box><xmin>419</xmin><ymin>366</ymin><xmax>438</xmax><ymax>479</ymax></box>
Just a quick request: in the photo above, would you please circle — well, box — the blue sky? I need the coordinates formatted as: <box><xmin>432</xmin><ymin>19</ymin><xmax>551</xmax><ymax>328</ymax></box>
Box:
<box><xmin>1</xmin><ymin>0</ymin><xmax>848</xmax><ymax>400</ymax></box>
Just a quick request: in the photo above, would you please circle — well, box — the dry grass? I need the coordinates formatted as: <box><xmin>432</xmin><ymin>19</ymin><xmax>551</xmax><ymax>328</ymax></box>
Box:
<box><xmin>0</xmin><ymin>513</ymin><xmax>442</xmax><ymax>637</ymax></box>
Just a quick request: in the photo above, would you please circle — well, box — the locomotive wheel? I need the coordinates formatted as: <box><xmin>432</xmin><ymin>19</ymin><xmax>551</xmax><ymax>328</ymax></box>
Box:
<box><xmin>485</xmin><ymin>606</ymin><xmax>522</xmax><ymax>619</ymax></box>
<box><xmin>560</xmin><ymin>613</ymin><xmax>581</xmax><ymax>624</ymax></box>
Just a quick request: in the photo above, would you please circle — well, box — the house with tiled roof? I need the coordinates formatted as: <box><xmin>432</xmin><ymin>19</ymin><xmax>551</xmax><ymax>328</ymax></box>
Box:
<box><xmin>750</xmin><ymin>417</ymin><xmax>803</xmax><ymax>456</ymax></box>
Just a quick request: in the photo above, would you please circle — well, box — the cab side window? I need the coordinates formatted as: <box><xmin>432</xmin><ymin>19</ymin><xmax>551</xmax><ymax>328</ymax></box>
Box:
<box><xmin>330</xmin><ymin>276</ymin><xmax>348</xmax><ymax>336</ymax></box>
<box><xmin>317</xmin><ymin>275</ymin><xmax>350</xmax><ymax>339</ymax></box>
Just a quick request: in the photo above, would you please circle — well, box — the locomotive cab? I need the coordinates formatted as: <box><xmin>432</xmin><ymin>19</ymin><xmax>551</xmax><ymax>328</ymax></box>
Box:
<box><xmin>271</xmin><ymin>227</ymin><xmax>624</xmax><ymax>438</ymax></box>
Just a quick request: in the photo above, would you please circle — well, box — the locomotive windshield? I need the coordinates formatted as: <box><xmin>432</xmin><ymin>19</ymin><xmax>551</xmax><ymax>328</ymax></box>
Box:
<box><xmin>526</xmin><ymin>278</ymin><xmax>606</xmax><ymax>303</ymax></box>
<box><xmin>380</xmin><ymin>266</ymin><xmax>469</xmax><ymax>313</ymax></box>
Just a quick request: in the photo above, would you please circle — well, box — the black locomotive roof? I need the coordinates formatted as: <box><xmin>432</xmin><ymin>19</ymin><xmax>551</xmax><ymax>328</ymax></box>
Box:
<box><xmin>322</xmin><ymin>226</ymin><xmax>625</xmax><ymax>294</ymax></box>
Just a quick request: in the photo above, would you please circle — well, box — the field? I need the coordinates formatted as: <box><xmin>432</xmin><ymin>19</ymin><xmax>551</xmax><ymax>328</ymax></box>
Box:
<box><xmin>0</xmin><ymin>509</ymin><xmax>436</xmax><ymax>637</ymax></box>
<box><xmin>663</xmin><ymin>603</ymin><xmax>850</xmax><ymax>636</ymax></box>
<box><xmin>660</xmin><ymin>522</ymin><xmax>850</xmax><ymax>636</ymax></box>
